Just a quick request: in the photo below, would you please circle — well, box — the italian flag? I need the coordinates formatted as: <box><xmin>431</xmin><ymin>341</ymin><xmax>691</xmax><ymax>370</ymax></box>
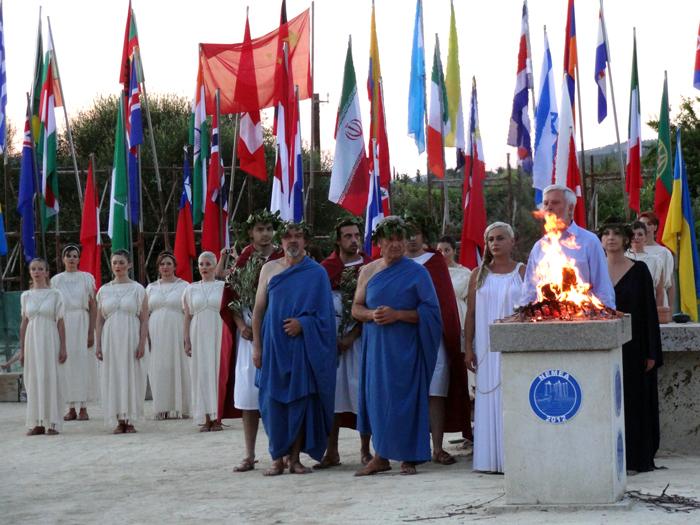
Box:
<box><xmin>191</xmin><ymin>65</ymin><xmax>208</xmax><ymax>226</ymax></box>
<box><xmin>38</xmin><ymin>51</ymin><xmax>59</xmax><ymax>229</ymax></box>
<box><xmin>654</xmin><ymin>74</ymin><xmax>672</xmax><ymax>243</ymax></box>
<box><xmin>108</xmin><ymin>100</ymin><xmax>130</xmax><ymax>252</ymax></box>
<box><xmin>328</xmin><ymin>37</ymin><xmax>369</xmax><ymax>216</ymax></box>
<box><xmin>625</xmin><ymin>32</ymin><xmax>641</xmax><ymax>214</ymax></box>
<box><xmin>427</xmin><ymin>36</ymin><xmax>447</xmax><ymax>179</ymax></box>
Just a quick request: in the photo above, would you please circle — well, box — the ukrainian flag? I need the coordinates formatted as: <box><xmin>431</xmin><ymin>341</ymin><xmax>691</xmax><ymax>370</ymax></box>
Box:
<box><xmin>662</xmin><ymin>129</ymin><xmax>700</xmax><ymax>321</ymax></box>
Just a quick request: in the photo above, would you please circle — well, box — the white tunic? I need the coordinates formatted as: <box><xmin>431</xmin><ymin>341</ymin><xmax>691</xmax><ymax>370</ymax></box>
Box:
<box><xmin>332</xmin><ymin>259</ymin><xmax>364</xmax><ymax>414</ymax></box>
<box><xmin>146</xmin><ymin>279</ymin><xmax>190</xmax><ymax>417</ymax></box>
<box><xmin>22</xmin><ymin>288</ymin><xmax>65</xmax><ymax>430</ymax></box>
<box><xmin>97</xmin><ymin>281</ymin><xmax>147</xmax><ymax>426</ymax></box>
<box><xmin>448</xmin><ymin>264</ymin><xmax>472</xmax><ymax>330</ymax></box>
<box><xmin>51</xmin><ymin>271</ymin><xmax>95</xmax><ymax>405</ymax></box>
<box><xmin>644</xmin><ymin>244</ymin><xmax>675</xmax><ymax>306</ymax></box>
<box><xmin>233</xmin><ymin>307</ymin><xmax>258</xmax><ymax>410</ymax></box>
<box><xmin>472</xmin><ymin>264</ymin><xmax>523</xmax><ymax>473</ymax></box>
<box><xmin>625</xmin><ymin>250</ymin><xmax>663</xmax><ymax>297</ymax></box>
<box><xmin>183</xmin><ymin>280</ymin><xmax>224</xmax><ymax>424</ymax></box>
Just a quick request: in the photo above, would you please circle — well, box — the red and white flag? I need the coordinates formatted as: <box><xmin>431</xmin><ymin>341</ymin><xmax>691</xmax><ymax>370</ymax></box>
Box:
<box><xmin>626</xmin><ymin>31</ymin><xmax>642</xmax><ymax>214</ymax></box>
<box><xmin>427</xmin><ymin>35</ymin><xmax>447</xmax><ymax>178</ymax></box>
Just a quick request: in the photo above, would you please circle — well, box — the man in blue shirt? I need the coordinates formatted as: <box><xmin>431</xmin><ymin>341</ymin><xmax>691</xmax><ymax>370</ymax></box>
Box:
<box><xmin>521</xmin><ymin>184</ymin><xmax>616</xmax><ymax>309</ymax></box>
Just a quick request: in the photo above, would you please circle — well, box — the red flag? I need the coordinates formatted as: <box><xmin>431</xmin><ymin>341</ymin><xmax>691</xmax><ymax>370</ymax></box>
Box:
<box><xmin>565</xmin><ymin>134</ymin><xmax>587</xmax><ymax>227</ymax></box>
<box><xmin>236</xmin><ymin>15</ymin><xmax>266</xmax><ymax>181</ymax></box>
<box><xmin>119</xmin><ymin>1</ymin><xmax>140</xmax><ymax>88</ymax></box>
<box><xmin>201</xmin><ymin>112</ymin><xmax>227</xmax><ymax>254</ymax></box>
<box><xmin>199</xmin><ymin>8</ymin><xmax>311</xmax><ymax>114</ymax></box>
<box><xmin>459</xmin><ymin>78</ymin><xmax>486</xmax><ymax>270</ymax></box>
<box><xmin>79</xmin><ymin>157</ymin><xmax>102</xmax><ymax>288</ymax></box>
<box><xmin>175</xmin><ymin>151</ymin><xmax>196</xmax><ymax>282</ymax></box>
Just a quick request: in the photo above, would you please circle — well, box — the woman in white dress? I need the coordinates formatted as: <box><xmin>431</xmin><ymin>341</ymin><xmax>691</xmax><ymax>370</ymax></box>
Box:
<box><xmin>436</xmin><ymin>235</ymin><xmax>472</xmax><ymax>329</ymax></box>
<box><xmin>96</xmin><ymin>250</ymin><xmax>149</xmax><ymax>434</ymax></box>
<box><xmin>51</xmin><ymin>245</ymin><xmax>96</xmax><ymax>422</ymax></box>
<box><xmin>465</xmin><ymin>222</ymin><xmax>525</xmax><ymax>473</ymax></box>
<box><xmin>20</xmin><ymin>258</ymin><xmax>67</xmax><ymax>435</ymax></box>
<box><xmin>146</xmin><ymin>251</ymin><xmax>190</xmax><ymax>420</ymax></box>
<box><xmin>625</xmin><ymin>221</ymin><xmax>665</xmax><ymax>306</ymax></box>
<box><xmin>183</xmin><ymin>251</ymin><xmax>225</xmax><ymax>431</ymax></box>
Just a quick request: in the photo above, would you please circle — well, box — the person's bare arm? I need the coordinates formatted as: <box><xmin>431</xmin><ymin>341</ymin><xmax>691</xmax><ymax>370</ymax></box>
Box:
<box><xmin>95</xmin><ymin>309</ymin><xmax>105</xmax><ymax>361</ymax></box>
<box><xmin>136</xmin><ymin>295</ymin><xmax>149</xmax><ymax>359</ymax></box>
<box><xmin>251</xmin><ymin>263</ymin><xmax>272</xmax><ymax>368</ymax></box>
<box><xmin>464</xmin><ymin>271</ymin><xmax>478</xmax><ymax>372</ymax></box>
<box><xmin>351</xmin><ymin>266</ymin><xmax>375</xmax><ymax>323</ymax></box>
<box><xmin>18</xmin><ymin>316</ymin><xmax>29</xmax><ymax>366</ymax></box>
<box><xmin>57</xmin><ymin>319</ymin><xmax>67</xmax><ymax>364</ymax></box>
<box><xmin>234</xmin><ymin>312</ymin><xmax>253</xmax><ymax>340</ymax></box>
<box><xmin>373</xmin><ymin>306</ymin><xmax>417</xmax><ymax>325</ymax></box>
<box><xmin>87</xmin><ymin>295</ymin><xmax>96</xmax><ymax>348</ymax></box>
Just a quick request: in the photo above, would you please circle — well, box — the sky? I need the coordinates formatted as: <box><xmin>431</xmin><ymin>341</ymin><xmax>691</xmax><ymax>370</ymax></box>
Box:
<box><xmin>2</xmin><ymin>0</ymin><xmax>699</xmax><ymax>175</ymax></box>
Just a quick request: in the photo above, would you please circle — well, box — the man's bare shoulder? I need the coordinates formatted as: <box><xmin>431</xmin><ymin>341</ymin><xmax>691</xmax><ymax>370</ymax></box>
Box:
<box><xmin>260</xmin><ymin>258</ymin><xmax>287</xmax><ymax>281</ymax></box>
<box><xmin>359</xmin><ymin>259</ymin><xmax>386</xmax><ymax>281</ymax></box>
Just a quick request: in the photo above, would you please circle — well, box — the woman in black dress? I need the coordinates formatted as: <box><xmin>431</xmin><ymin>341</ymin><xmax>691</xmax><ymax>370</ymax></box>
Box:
<box><xmin>599</xmin><ymin>222</ymin><xmax>662</xmax><ymax>473</ymax></box>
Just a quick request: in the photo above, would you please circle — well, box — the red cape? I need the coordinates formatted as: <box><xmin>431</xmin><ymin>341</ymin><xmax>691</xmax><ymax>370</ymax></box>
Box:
<box><xmin>218</xmin><ymin>244</ymin><xmax>284</xmax><ymax>420</ymax></box>
<box><xmin>423</xmin><ymin>251</ymin><xmax>472</xmax><ymax>436</ymax></box>
<box><xmin>320</xmin><ymin>251</ymin><xmax>372</xmax><ymax>430</ymax></box>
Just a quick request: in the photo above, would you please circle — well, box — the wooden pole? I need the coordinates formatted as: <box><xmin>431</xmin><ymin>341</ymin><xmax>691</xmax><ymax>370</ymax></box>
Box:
<box><xmin>135</xmin><ymin>49</ymin><xmax>169</xmax><ymax>249</ymax></box>
<box><xmin>47</xmin><ymin>17</ymin><xmax>83</xmax><ymax>209</ymax></box>
<box><xmin>306</xmin><ymin>1</ymin><xmax>316</xmax><ymax>225</ymax></box>
<box><xmin>573</xmin><ymin>61</ymin><xmax>588</xmax><ymax>219</ymax></box>
<box><xmin>227</xmin><ymin>113</ymin><xmax>240</xmax><ymax>229</ymax></box>
<box><xmin>506</xmin><ymin>153</ymin><xmax>514</xmax><ymax>225</ymax></box>
<box><xmin>136</xmin><ymin>144</ymin><xmax>146</xmax><ymax>283</ymax></box>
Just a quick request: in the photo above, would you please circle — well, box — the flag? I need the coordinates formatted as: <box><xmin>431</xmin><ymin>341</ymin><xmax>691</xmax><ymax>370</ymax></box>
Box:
<box><xmin>427</xmin><ymin>35</ymin><xmax>447</xmax><ymax>178</ymax></box>
<box><xmin>0</xmin><ymin>1</ymin><xmax>7</xmax><ymax>154</ymax></box>
<box><xmin>329</xmin><ymin>37</ymin><xmax>369</xmax><ymax>216</ymax></box>
<box><xmin>626</xmin><ymin>31</ymin><xmax>642</xmax><ymax>214</ymax></box>
<box><xmin>30</xmin><ymin>10</ymin><xmax>42</xmax><ymax>144</ymax></box>
<box><xmin>694</xmin><ymin>22</ymin><xmax>699</xmax><ymax>89</ymax></box>
<box><xmin>126</xmin><ymin>58</ymin><xmax>143</xmax><ymax>224</ymax></box>
<box><xmin>191</xmin><ymin>65</ymin><xmax>208</xmax><ymax>226</ymax></box>
<box><xmin>654</xmin><ymin>74</ymin><xmax>672</xmax><ymax>243</ymax></box>
<box><xmin>407</xmin><ymin>0</ymin><xmax>426</xmax><ymax>154</ymax></box>
<box><xmin>662</xmin><ymin>130</ymin><xmax>700</xmax><ymax>321</ymax></box>
<box><xmin>291</xmin><ymin>88</ymin><xmax>304</xmax><ymax>223</ymax></box>
<box><xmin>39</xmin><ymin>42</ymin><xmax>59</xmax><ymax>228</ymax></box>
<box><xmin>201</xmin><ymin>110</ymin><xmax>228</xmax><ymax>254</ymax></box>
<box><xmin>364</xmin><ymin>139</ymin><xmax>384</xmax><ymax>255</ymax></box>
<box><xmin>175</xmin><ymin>149</ymin><xmax>196</xmax><ymax>282</ymax></box>
<box><xmin>533</xmin><ymin>29</ymin><xmax>558</xmax><ymax>205</ymax></box>
<box><xmin>120</xmin><ymin>0</ymin><xmax>142</xmax><ymax>88</ymax></box>
<box><xmin>17</xmin><ymin>108</ymin><xmax>37</xmax><ymax>262</ymax></box>
<box><xmin>554</xmin><ymin>90</ymin><xmax>586</xmax><ymax>227</ymax></box>
<box><xmin>236</xmin><ymin>15</ymin><xmax>266</xmax><ymax>182</ymax></box>
<box><xmin>0</xmin><ymin>203</ymin><xmax>6</xmax><ymax>256</ymax></box>
<box><xmin>507</xmin><ymin>0</ymin><xmax>534</xmax><ymax>174</ymax></box>
<box><xmin>445</xmin><ymin>0</ymin><xmax>465</xmax><ymax>163</ymax></box>
<box><xmin>108</xmin><ymin>100</ymin><xmax>129</xmax><ymax>252</ymax></box>
<box><xmin>368</xmin><ymin>2</ymin><xmax>391</xmax><ymax>215</ymax></box>
<box><xmin>594</xmin><ymin>4</ymin><xmax>609</xmax><ymax>123</ymax></box>
<box><xmin>271</xmin><ymin>44</ymin><xmax>295</xmax><ymax>220</ymax></box>
<box><xmin>79</xmin><ymin>157</ymin><xmax>102</xmax><ymax>288</ymax></box>
<box><xmin>198</xmin><ymin>8</ymin><xmax>311</xmax><ymax>114</ymax></box>
<box><xmin>459</xmin><ymin>78</ymin><xmax>487</xmax><ymax>270</ymax></box>
<box><xmin>563</xmin><ymin>0</ymin><xmax>577</xmax><ymax>114</ymax></box>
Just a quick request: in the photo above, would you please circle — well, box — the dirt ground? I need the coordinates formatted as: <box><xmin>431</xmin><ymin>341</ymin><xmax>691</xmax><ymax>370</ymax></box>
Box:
<box><xmin>2</xmin><ymin>400</ymin><xmax>699</xmax><ymax>524</ymax></box>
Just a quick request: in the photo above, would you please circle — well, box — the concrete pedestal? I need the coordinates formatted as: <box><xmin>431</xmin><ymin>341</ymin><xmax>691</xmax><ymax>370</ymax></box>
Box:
<box><xmin>489</xmin><ymin>316</ymin><xmax>631</xmax><ymax>506</ymax></box>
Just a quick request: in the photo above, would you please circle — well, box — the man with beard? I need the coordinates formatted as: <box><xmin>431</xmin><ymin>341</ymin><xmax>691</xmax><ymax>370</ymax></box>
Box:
<box><xmin>403</xmin><ymin>214</ymin><xmax>471</xmax><ymax>466</ymax></box>
<box><xmin>220</xmin><ymin>210</ymin><xmax>284</xmax><ymax>473</ymax></box>
<box><xmin>315</xmin><ymin>218</ymin><xmax>373</xmax><ymax>469</ymax></box>
<box><xmin>353</xmin><ymin>217</ymin><xmax>442</xmax><ymax>476</ymax></box>
<box><xmin>252</xmin><ymin>222</ymin><xmax>336</xmax><ymax>475</ymax></box>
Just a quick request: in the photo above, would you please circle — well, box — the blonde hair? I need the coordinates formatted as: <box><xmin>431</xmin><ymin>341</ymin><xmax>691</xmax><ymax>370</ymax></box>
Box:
<box><xmin>475</xmin><ymin>222</ymin><xmax>515</xmax><ymax>289</ymax></box>
<box><xmin>198</xmin><ymin>251</ymin><xmax>217</xmax><ymax>265</ymax></box>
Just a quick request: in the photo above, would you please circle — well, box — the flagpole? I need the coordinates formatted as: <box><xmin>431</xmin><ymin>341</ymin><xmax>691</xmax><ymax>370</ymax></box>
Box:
<box><xmin>573</xmin><ymin>60</ymin><xmax>588</xmax><ymax>224</ymax></box>
<box><xmin>523</xmin><ymin>0</ymin><xmax>537</xmax><ymax>115</ymax></box>
<box><xmin>25</xmin><ymin>92</ymin><xmax>47</xmax><ymax>260</ymax></box>
<box><xmin>420</xmin><ymin>0</ymin><xmax>431</xmax><ymax>217</ymax></box>
<box><xmin>120</xmin><ymin>91</ymin><xmax>134</xmax><ymax>269</ymax></box>
<box><xmin>227</xmin><ymin>112</ymin><xmax>240</xmax><ymax>230</ymax></box>
<box><xmin>306</xmin><ymin>0</ymin><xmax>316</xmax><ymax>224</ymax></box>
<box><xmin>215</xmin><ymin>88</ymin><xmax>224</xmax><ymax>251</ymax></box>
<box><xmin>47</xmin><ymin>16</ymin><xmax>83</xmax><ymax>209</ymax></box>
<box><xmin>134</xmin><ymin>49</ymin><xmax>169</xmax><ymax>250</ymax></box>
<box><xmin>599</xmin><ymin>0</ymin><xmax>628</xmax><ymax>221</ymax></box>
<box><xmin>435</xmin><ymin>33</ymin><xmax>449</xmax><ymax>234</ymax></box>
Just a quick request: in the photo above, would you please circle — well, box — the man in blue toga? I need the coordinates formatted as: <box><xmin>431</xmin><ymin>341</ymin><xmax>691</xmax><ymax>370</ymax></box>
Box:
<box><xmin>352</xmin><ymin>216</ymin><xmax>442</xmax><ymax>476</ymax></box>
<box><xmin>252</xmin><ymin>222</ymin><xmax>336</xmax><ymax>476</ymax></box>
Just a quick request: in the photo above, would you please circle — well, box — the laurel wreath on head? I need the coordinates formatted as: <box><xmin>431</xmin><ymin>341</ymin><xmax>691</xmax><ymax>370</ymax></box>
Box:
<box><xmin>370</xmin><ymin>215</ymin><xmax>409</xmax><ymax>244</ymax></box>
<box><xmin>279</xmin><ymin>220</ymin><xmax>312</xmax><ymax>239</ymax></box>
<box><xmin>401</xmin><ymin>212</ymin><xmax>440</xmax><ymax>245</ymax></box>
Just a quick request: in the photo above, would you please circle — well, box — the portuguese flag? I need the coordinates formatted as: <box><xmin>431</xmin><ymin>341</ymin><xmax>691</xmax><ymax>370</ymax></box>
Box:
<box><xmin>427</xmin><ymin>35</ymin><xmax>447</xmax><ymax>179</ymax></box>
<box><xmin>654</xmin><ymin>73</ymin><xmax>672</xmax><ymax>244</ymax></box>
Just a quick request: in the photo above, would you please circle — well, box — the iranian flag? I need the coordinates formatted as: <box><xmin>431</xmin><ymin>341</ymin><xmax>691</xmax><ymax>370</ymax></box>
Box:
<box><xmin>329</xmin><ymin>37</ymin><xmax>369</xmax><ymax>216</ymax></box>
<box><xmin>626</xmin><ymin>32</ymin><xmax>641</xmax><ymax>214</ymax></box>
<box><xmin>654</xmin><ymin>73</ymin><xmax>672</xmax><ymax>243</ymax></box>
<box><xmin>108</xmin><ymin>100</ymin><xmax>130</xmax><ymax>252</ymax></box>
<box><xmin>427</xmin><ymin>35</ymin><xmax>447</xmax><ymax>179</ymax></box>
<box><xmin>39</xmin><ymin>50</ymin><xmax>59</xmax><ymax>228</ymax></box>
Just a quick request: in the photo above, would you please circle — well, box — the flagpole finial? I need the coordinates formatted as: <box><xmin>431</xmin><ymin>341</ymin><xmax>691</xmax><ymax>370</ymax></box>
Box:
<box><xmin>246</xmin><ymin>5</ymin><xmax>249</xmax><ymax>17</ymax></box>
<box><xmin>348</xmin><ymin>34</ymin><xmax>352</xmax><ymax>47</ymax></box>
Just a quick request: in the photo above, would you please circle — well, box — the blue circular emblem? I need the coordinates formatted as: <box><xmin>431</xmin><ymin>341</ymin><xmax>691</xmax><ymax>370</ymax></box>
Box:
<box><xmin>616</xmin><ymin>430</ymin><xmax>624</xmax><ymax>480</ymax></box>
<box><xmin>529</xmin><ymin>369</ymin><xmax>582</xmax><ymax>424</ymax></box>
<box><xmin>614</xmin><ymin>366</ymin><xmax>622</xmax><ymax>418</ymax></box>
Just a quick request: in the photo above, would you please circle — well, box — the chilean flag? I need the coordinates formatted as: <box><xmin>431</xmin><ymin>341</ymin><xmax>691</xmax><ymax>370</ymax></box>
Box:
<box><xmin>175</xmin><ymin>148</ymin><xmax>196</xmax><ymax>282</ymax></box>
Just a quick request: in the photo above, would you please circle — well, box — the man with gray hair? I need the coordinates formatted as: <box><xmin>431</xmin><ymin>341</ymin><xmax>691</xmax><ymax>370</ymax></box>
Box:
<box><xmin>520</xmin><ymin>184</ymin><xmax>616</xmax><ymax>308</ymax></box>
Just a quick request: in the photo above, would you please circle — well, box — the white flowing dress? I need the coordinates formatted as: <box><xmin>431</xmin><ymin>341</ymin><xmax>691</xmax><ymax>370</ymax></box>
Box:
<box><xmin>51</xmin><ymin>271</ymin><xmax>95</xmax><ymax>406</ymax></box>
<box><xmin>22</xmin><ymin>288</ymin><xmax>65</xmax><ymax>430</ymax></box>
<box><xmin>643</xmin><ymin>244</ymin><xmax>674</xmax><ymax>307</ymax></box>
<box><xmin>147</xmin><ymin>279</ymin><xmax>190</xmax><ymax>417</ymax></box>
<box><xmin>472</xmin><ymin>264</ymin><xmax>523</xmax><ymax>473</ymax></box>
<box><xmin>448</xmin><ymin>264</ymin><xmax>473</xmax><ymax>399</ymax></box>
<box><xmin>183</xmin><ymin>280</ymin><xmax>224</xmax><ymax>424</ymax></box>
<box><xmin>332</xmin><ymin>259</ymin><xmax>364</xmax><ymax>414</ymax></box>
<box><xmin>97</xmin><ymin>281</ymin><xmax>147</xmax><ymax>426</ymax></box>
<box><xmin>233</xmin><ymin>307</ymin><xmax>258</xmax><ymax>410</ymax></box>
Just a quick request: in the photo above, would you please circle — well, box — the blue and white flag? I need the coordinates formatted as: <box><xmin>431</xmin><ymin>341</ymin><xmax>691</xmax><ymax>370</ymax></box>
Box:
<box><xmin>364</xmin><ymin>139</ymin><xmax>384</xmax><ymax>254</ymax></box>
<box><xmin>0</xmin><ymin>1</ymin><xmax>7</xmax><ymax>154</ymax></box>
<box><xmin>407</xmin><ymin>0</ymin><xmax>426</xmax><ymax>154</ymax></box>
<box><xmin>532</xmin><ymin>29</ymin><xmax>558</xmax><ymax>206</ymax></box>
<box><xmin>594</xmin><ymin>4</ymin><xmax>609</xmax><ymax>123</ymax></box>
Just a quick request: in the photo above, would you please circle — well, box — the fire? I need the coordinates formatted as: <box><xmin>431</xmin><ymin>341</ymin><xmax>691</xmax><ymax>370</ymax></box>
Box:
<box><xmin>527</xmin><ymin>211</ymin><xmax>607</xmax><ymax>320</ymax></box>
